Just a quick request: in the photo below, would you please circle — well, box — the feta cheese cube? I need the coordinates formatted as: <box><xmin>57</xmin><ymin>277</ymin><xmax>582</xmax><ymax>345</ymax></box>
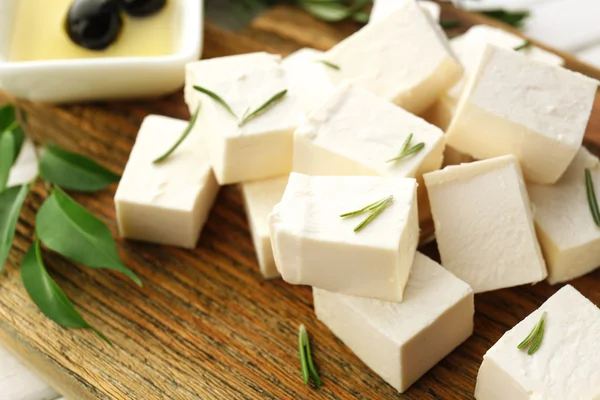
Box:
<box><xmin>475</xmin><ymin>285</ymin><xmax>600</xmax><ymax>400</ymax></box>
<box><xmin>240</xmin><ymin>176</ymin><xmax>288</xmax><ymax>279</ymax></box>
<box><xmin>446</xmin><ymin>44</ymin><xmax>598</xmax><ymax>184</ymax></box>
<box><xmin>270</xmin><ymin>173</ymin><xmax>419</xmax><ymax>302</ymax></box>
<box><xmin>324</xmin><ymin>0</ymin><xmax>462</xmax><ymax>114</ymax></box>
<box><xmin>424</xmin><ymin>155</ymin><xmax>547</xmax><ymax>292</ymax></box>
<box><xmin>449</xmin><ymin>25</ymin><xmax>564</xmax><ymax>101</ymax></box>
<box><xmin>184</xmin><ymin>52</ymin><xmax>305</xmax><ymax>185</ymax></box>
<box><xmin>314</xmin><ymin>252</ymin><xmax>474</xmax><ymax>393</ymax></box>
<box><xmin>282</xmin><ymin>48</ymin><xmax>335</xmax><ymax>114</ymax></box>
<box><xmin>293</xmin><ymin>83</ymin><xmax>445</xmax><ymax>180</ymax></box>
<box><xmin>528</xmin><ymin>147</ymin><xmax>600</xmax><ymax>284</ymax></box>
<box><xmin>7</xmin><ymin>139</ymin><xmax>38</xmax><ymax>188</ymax></box>
<box><xmin>115</xmin><ymin>115</ymin><xmax>219</xmax><ymax>248</ymax></box>
<box><xmin>370</xmin><ymin>0</ymin><xmax>441</xmax><ymax>23</ymax></box>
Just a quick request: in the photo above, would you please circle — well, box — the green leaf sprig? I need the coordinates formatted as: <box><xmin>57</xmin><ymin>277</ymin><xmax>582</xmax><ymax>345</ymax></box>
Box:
<box><xmin>298</xmin><ymin>324</ymin><xmax>322</xmax><ymax>387</ymax></box>
<box><xmin>21</xmin><ymin>240</ymin><xmax>111</xmax><ymax>344</ymax></box>
<box><xmin>386</xmin><ymin>133</ymin><xmax>425</xmax><ymax>164</ymax></box>
<box><xmin>193</xmin><ymin>86</ymin><xmax>287</xmax><ymax>127</ymax></box>
<box><xmin>0</xmin><ymin>184</ymin><xmax>29</xmax><ymax>270</ymax></box>
<box><xmin>585</xmin><ymin>168</ymin><xmax>600</xmax><ymax>227</ymax></box>
<box><xmin>440</xmin><ymin>19</ymin><xmax>462</xmax><ymax>30</ymax></box>
<box><xmin>481</xmin><ymin>10</ymin><xmax>530</xmax><ymax>28</ymax></box>
<box><xmin>39</xmin><ymin>143</ymin><xmax>121</xmax><ymax>192</ymax></box>
<box><xmin>298</xmin><ymin>0</ymin><xmax>371</xmax><ymax>22</ymax></box>
<box><xmin>0</xmin><ymin>104</ymin><xmax>140</xmax><ymax>342</ymax></box>
<box><xmin>340</xmin><ymin>195</ymin><xmax>394</xmax><ymax>232</ymax></box>
<box><xmin>517</xmin><ymin>311</ymin><xmax>547</xmax><ymax>355</ymax></box>
<box><xmin>0</xmin><ymin>105</ymin><xmax>26</xmax><ymax>191</ymax></box>
<box><xmin>316</xmin><ymin>60</ymin><xmax>340</xmax><ymax>70</ymax></box>
<box><xmin>514</xmin><ymin>39</ymin><xmax>532</xmax><ymax>51</ymax></box>
<box><xmin>153</xmin><ymin>105</ymin><xmax>201</xmax><ymax>164</ymax></box>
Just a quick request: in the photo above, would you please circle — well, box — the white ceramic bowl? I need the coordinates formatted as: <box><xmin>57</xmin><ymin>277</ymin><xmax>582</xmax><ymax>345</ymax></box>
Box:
<box><xmin>0</xmin><ymin>0</ymin><xmax>203</xmax><ymax>103</ymax></box>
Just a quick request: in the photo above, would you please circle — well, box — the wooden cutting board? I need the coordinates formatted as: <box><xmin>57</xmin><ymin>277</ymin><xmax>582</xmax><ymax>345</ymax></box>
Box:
<box><xmin>1</xmin><ymin>4</ymin><xmax>599</xmax><ymax>399</ymax></box>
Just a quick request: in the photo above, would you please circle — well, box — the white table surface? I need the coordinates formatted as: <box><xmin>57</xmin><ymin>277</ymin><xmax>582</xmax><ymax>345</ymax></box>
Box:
<box><xmin>2</xmin><ymin>0</ymin><xmax>600</xmax><ymax>399</ymax></box>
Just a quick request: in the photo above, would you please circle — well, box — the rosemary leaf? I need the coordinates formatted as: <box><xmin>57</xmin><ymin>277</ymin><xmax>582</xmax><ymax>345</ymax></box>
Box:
<box><xmin>517</xmin><ymin>311</ymin><xmax>547</xmax><ymax>355</ymax></box>
<box><xmin>386</xmin><ymin>133</ymin><xmax>425</xmax><ymax>163</ymax></box>
<box><xmin>514</xmin><ymin>39</ymin><xmax>532</xmax><ymax>51</ymax></box>
<box><xmin>341</xmin><ymin>195</ymin><xmax>394</xmax><ymax>232</ymax></box>
<box><xmin>153</xmin><ymin>105</ymin><xmax>201</xmax><ymax>164</ymax></box>
<box><xmin>193</xmin><ymin>86</ymin><xmax>237</xmax><ymax>119</ymax></box>
<box><xmin>481</xmin><ymin>9</ymin><xmax>530</xmax><ymax>29</ymax></box>
<box><xmin>298</xmin><ymin>324</ymin><xmax>322</xmax><ymax>386</ymax></box>
<box><xmin>585</xmin><ymin>169</ymin><xmax>600</xmax><ymax>227</ymax></box>
<box><xmin>238</xmin><ymin>89</ymin><xmax>287</xmax><ymax>127</ymax></box>
<box><xmin>316</xmin><ymin>60</ymin><xmax>341</xmax><ymax>70</ymax></box>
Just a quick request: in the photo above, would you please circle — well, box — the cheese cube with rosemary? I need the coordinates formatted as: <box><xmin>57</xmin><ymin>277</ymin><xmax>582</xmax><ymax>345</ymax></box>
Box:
<box><xmin>424</xmin><ymin>25</ymin><xmax>564</xmax><ymax>134</ymax></box>
<box><xmin>240</xmin><ymin>176</ymin><xmax>288</xmax><ymax>279</ymax></box>
<box><xmin>424</xmin><ymin>155</ymin><xmax>547</xmax><ymax>293</ymax></box>
<box><xmin>269</xmin><ymin>173</ymin><xmax>419</xmax><ymax>302</ymax></box>
<box><xmin>528</xmin><ymin>147</ymin><xmax>600</xmax><ymax>284</ymax></box>
<box><xmin>370</xmin><ymin>0</ymin><xmax>441</xmax><ymax>23</ymax></box>
<box><xmin>475</xmin><ymin>285</ymin><xmax>600</xmax><ymax>400</ymax></box>
<box><xmin>282</xmin><ymin>48</ymin><xmax>335</xmax><ymax>114</ymax></box>
<box><xmin>314</xmin><ymin>252</ymin><xmax>474</xmax><ymax>393</ymax></box>
<box><xmin>294</xmin><ymin>83</ymin><xmax>445</xmax><ymax>180</ymax></box>
<box><xmin>323</xmin><ymin>0</ymin><xmax>462</xmax><ymax>115</ymax></box>
<box><xmin>184</xmin><ymin>52</ymin><xmax>305</xmax><ymax>185</ymax></box>
<box><xmin>115</xmin><ymin>115</ymin><xmax>219</xmax><ymax>248</ymax></box>
<box><xmin>446</xmin><ymin>44</ymin><xmax>597</xmax><ymax>184</ymax></box>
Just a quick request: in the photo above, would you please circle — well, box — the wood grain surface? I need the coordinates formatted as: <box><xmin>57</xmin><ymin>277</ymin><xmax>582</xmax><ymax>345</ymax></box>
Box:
<box><xmin>1</xmin><ymin>4</ymin><xmax>599</xmax><ymax>399</ymax></box>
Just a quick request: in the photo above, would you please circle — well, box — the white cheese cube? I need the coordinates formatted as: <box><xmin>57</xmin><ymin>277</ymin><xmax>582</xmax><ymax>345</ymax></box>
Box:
<box><xmin>294</xmin><ymin>83</ymin><xmax>445</xmax><ymax>180</ymax></box>
<box><xmin>282</xmin><ymin>48</ymin><xmax>335</xmax><ymax>114</ymax></box>
<box><xmin>184</xmin><ymin>52</ymin><xmax>305</xmax><ymax>185</ymax></box>
<box><xmin>115</xmin><ymin>115</ymin><xmax>219</xmax><ymax>248</ymax></box>
<box><xmin>424</xmin><ymin>155</ymin><xmax>547</xmax><ymax>292</ymax></box>
<box><xmin>323</xmin><ymin>0</ymin><xmax>462</xmax><ymax>115</ymax></box>
<box><xmin>240</xmin><ymin>176</ymin><xmax>288</xmax><ymax>279</ymax></box>
<box><xmin>7</xmin><ymin>139</ymin><xmax>38</xmax><ymax>188</ymax></box>
<box><xmin>270</xmin><ymin>173</ymin><xmax>419</xmax><ymax>302</ymax></box>
<box><xmin>528</xmin><ymin>147</ymin><xmax>600</xmax><ymax>284</ymax></box>
<box><xmin>446</xmin><ymin>44</ymin><xmax>598</xmax><ymax>184</ymax></box>
<box><xmin>475</xmin><ymin>285</ymin><xmax>600</xmax><ymax>400</ymax></box>
<box><xmin>314</xmin><ymin>252</ymin><xmax>474</xmax><ymax>393</ymax></box>
<box><xmin>449</xmin><ymin>25</ymin><xmax>564</xmax><ymax>101</ymax></box>
<box><xmin>370</xmin><ymin>0</ymin><xmax>441</xmax><ymax>23</ymax></box>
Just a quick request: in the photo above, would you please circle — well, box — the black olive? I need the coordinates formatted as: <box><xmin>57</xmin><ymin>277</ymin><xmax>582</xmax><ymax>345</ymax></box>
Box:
<box><xmin>66</xmin><ymin>0</ymin><xmax>123</xmax><ymax>51</ymax></box>
<box><xmin>119</xmin><ymin>0</ymin><xmax>167</xmax><ymax>17</ymax></box>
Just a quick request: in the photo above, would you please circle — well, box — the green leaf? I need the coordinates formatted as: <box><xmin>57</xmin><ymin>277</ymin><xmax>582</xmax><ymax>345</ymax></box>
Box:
<box><xmin>0</xmin><ymin>184</ymin><xmax>29</xmax><ymax>270</ymax></box>
<box><xmin>39</xmin><ymin>144</ymin><xmax>121</xmax><ymax>192</ymax></box>
<box><xmin>481</xmin><ymin>10</ymin><xmax>530</xmax><ymax>28</ymax></box>
<box><xmin>299</xmin><ymin>0</ymin><xmax>371</xmax><ymax>22</ymax></box>
<box><xmin>36</xmin><ymin>187</ymin><xmax>141</xmax><ymax>286</ymax></box>
<box><xmin>153</xmin><ymin>105</ymin><xmax>201</xmax><ymax>164</ymax></box>
<box><xmin>0</xmin><ymin>132</ymin><xmax>16</xmax><ymax>192</ymax></box>
<box><xmin>0</xmin><ymin>104</ymin><xmax>16</xmax><ymax>132</ymax></box>
<box><xmin>21</xmin><ymin>240</ymin><xmax>111</xmax><ymax>344</ymax></box>
<box><xmin>193</xmin><ymin>86</ymin><xmax>237</xmax><ymax>119</ymax></box>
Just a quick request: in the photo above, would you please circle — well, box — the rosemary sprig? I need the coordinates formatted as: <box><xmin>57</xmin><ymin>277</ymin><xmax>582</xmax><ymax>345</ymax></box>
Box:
<box><xmin>585</xmin><ymin>168</ymin><xmax>600</xmax><ymax>226</ymax></box>
<box><xmin>238</xmin><ymin>89</ymin><xmax>287</xmax><ymax>127</ymax></box>
<box><xmin>298</xmin><ymin>324</ymin><xmax>322</xmax><ymax>386</ymax></box>
<box><xmin>514</xmin><ymin>39</ymin><xmax>532</xmax><ymax>51</ymax></box>
<box><xmin>517</xmin><ymin>311</ymin><xmax>547</xmax><ymax>356</ymax></box>
<box><xmin>193</xmin><ymin>86</ymin><xmax>237</xmax><ymax>119</ymax></box>
<box><xmin>386</xmin><ymin>133</ymin><xmax>425</xmax><ymax>163</ymax></box>
<box><xmin>340</xmin><ymin>195</ymin><xmax>394</xmax><ymax>232</ymax></box>
<box><xmin>153</xmin><ymin>105</ymin><xmax>201</xmax><ymax>164</ymax></box>
<box><xmin>316</xmin><ymin>60</ymin><xmax>340</xmax><ymax>70</ymax></box>
<box><xmin>193</xmin><ymin>85</ymin><xmax>287</xmax><ymax>128</ymax></box>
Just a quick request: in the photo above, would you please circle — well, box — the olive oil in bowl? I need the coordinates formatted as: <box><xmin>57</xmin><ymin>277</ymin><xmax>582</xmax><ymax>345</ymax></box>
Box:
<box><xmin>9</xmin><ymin>0</ymin><xmax>177</xmax><ymax>62</ymax></box>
